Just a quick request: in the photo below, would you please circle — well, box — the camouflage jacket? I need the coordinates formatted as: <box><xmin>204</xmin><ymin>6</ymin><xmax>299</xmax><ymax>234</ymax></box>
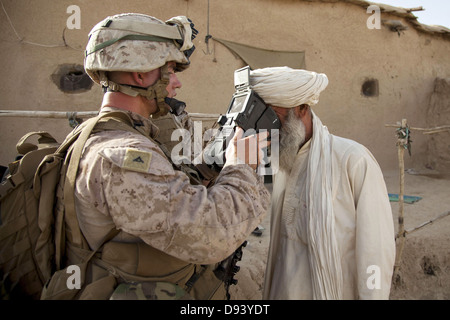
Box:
<box><xmin>74</xmin><ymin>107</ymin><xmax>270</xmax><ymax>265</ymax></box>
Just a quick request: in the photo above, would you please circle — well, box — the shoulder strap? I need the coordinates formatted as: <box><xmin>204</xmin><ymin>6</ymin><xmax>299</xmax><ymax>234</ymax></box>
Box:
<box><xmin>94</xmin><ymin>117</ymin><xmax>141</xmax><ymax>135</ymax></box>
<box><xmin>16</xmin><ymin>131</ymin><xmax>58</xmax><ymax>155</ymax></box>
<box><xmin>62</xmin><ymin>111</ymin><xmax>135</xmax><ymax>248</ymax></box>
<box><xmin>61</xmin><ymin>110</ymin><xmax>203</xmax><ymax>249</ymax></box>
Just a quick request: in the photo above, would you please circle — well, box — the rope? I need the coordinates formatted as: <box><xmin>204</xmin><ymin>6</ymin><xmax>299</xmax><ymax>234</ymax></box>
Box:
<box><xmin>0</xmin><ymin>0</ymin><xmax>80</xmax><ymax>50</ymax></box>
<box><xmin>388</xmin><ymin>118</ymin><xmax>450</xmax><ymax>286</ymax></box>
<box><xmin>203</xmin><ymin>0</ymin><xmax>213</xmax><ymax>55</ymax></box>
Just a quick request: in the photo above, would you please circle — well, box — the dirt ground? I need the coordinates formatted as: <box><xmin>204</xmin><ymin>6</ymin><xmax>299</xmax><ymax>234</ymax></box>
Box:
<box><xmin>229</xmin><ymin>168</ymin><xmax>450</xmax><ymax>300</ymax></box>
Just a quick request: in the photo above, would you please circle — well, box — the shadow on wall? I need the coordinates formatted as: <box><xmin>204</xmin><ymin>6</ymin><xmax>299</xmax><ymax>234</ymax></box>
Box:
<box><xmin>427</xmin><ymin>78</ymin><xmax>450</xmax><ymax>173</ymax></box>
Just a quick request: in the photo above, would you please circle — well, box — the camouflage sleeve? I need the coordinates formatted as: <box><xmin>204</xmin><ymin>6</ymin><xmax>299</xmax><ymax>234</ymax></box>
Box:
<box><xmin>98</xmin><ymin>138</ymin><xmax>270</xmax><ymax>265</ymax></box>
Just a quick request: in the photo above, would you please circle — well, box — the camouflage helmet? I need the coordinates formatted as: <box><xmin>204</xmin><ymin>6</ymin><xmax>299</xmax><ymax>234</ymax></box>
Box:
<box><xmin>85</xmin><ymin>13</ymin><xmax>196</xmax><ymax>83</ymax></box>
<box><xmin>84</xmin><ymin>13</ymin><xmax>198</xmax><ymax>117</ymax></box>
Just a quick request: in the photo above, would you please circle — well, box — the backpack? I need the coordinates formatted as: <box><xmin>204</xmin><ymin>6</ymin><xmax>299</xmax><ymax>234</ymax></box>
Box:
<box><xmin>0</xmin><ymin>112</ymin><xmax>132</xmax><ymax>300</ymax></box>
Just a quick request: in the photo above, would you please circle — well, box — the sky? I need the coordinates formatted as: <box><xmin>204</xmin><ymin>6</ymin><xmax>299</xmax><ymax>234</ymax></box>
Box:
<box><xmin>376</xmin><ymin>0</ymin><xmax>450</xmax><ymax>28</ymax></box>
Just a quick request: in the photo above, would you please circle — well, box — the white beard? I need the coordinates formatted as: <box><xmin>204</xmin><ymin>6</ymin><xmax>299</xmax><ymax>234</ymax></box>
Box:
<box><xmin>278</xmin><ymin>109</ymin><xmax>306</xmax><ymax>173</ymax></box>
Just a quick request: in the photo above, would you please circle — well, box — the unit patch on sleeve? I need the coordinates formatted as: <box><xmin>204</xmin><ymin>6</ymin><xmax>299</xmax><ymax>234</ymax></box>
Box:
<box><xmin>122</xmin><ymin>148</ymin><xmax>152</xmax><ymax>173</ymax></box>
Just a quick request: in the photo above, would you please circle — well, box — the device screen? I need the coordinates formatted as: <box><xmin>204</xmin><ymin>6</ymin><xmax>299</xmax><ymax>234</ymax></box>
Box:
<box><xmin>228</xmin><ymin>94</ymin><xmax>248</xmax><ymax>114</ymax></box>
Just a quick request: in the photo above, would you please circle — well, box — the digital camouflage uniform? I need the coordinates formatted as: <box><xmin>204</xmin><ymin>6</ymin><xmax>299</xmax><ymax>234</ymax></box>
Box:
<box><xmin>76</xmin><ymin>107</ymin><xmax>270</xmax><ymax>260</ymax></box>
<box><xmin>67</xmin><ymin>13</ymin><xmax>270</xmax><ymax>299</ymax></box>
<box><xmin>72</xmin><ymin>107</ymin><xmax>270</xmax><ymax>299</ymax></box>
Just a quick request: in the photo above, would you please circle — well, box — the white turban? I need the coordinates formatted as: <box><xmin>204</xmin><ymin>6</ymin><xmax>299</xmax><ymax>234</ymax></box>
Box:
<box><xmin>249</xmin><ymin>66</ymin><xmax>328</xmax><ymax>108</ymax></box>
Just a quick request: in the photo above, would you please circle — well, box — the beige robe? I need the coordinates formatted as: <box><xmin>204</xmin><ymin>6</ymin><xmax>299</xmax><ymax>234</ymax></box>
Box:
<box><xmin>264</xmin><ymin>135</ymin><xmax>395</xmax><ymax>300</ymax></box>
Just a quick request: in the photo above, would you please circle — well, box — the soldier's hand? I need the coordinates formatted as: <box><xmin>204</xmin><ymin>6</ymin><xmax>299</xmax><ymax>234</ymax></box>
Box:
<box><xmin>224</xmin><ymin>127</ymin><xmax>270</xmax><ymax>170</ymax></box>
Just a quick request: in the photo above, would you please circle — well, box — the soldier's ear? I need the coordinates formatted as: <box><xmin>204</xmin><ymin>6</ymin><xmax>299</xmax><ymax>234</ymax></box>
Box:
<box><xmin>131</xmin><ymin>72</ymin><xmax>145</xmax><ymax>86</ymax></box>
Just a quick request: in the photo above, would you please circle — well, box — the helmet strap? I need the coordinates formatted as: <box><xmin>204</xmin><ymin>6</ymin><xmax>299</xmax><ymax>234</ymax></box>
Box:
<box><xmin>98</xmin><ymin>64</ymin><xmax>171</xmax><ymax>118</ymax></box>
<box><xmin>152</xmin><ymin>64</ymin><xmax>171</xmax><ymax>119</ymax></box>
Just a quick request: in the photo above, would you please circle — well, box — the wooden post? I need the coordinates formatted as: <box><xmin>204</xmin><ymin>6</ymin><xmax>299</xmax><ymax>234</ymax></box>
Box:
<box><xmin>393</xmin><ymin>119</ymin><xmax>408</xmax><ymax>282</ymax></box>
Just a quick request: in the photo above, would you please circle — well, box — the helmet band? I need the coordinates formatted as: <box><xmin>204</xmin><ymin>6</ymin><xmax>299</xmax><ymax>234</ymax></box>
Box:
<box><xmin>99</xmin><ymin>64</ymin><xmax>171</xmax><ymax>118</ymax></box>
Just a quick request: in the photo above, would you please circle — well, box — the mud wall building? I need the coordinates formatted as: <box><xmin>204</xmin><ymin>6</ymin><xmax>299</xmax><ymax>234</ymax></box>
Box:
<box><xmin>1</xmin><ymin>0</ymin><xmax>449</xmax><ymax>172</ymax></box>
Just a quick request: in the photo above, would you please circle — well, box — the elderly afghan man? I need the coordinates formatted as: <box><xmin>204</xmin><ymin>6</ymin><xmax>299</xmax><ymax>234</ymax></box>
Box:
<box><xmin>250</xmin><ymin>66</ymin><xmax>395</xmax><ymax>300</ymax></box>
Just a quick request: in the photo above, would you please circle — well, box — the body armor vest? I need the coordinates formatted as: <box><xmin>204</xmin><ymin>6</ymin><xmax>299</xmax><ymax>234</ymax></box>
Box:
<box><xmin>61</xmin><ymin>111</ymin><xmax>226</xmax><ymax>300</ymax></box>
